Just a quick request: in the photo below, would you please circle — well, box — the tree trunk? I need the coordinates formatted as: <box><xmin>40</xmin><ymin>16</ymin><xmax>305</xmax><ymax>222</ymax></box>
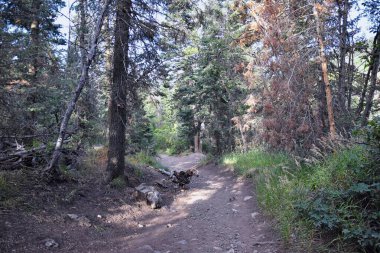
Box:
<box><xmin>237</xmin><ymin>116</ymin><xmax>248</xmax><ymax>152</ymax></box>
<box><xmin>347</xmin><ymin>48</ymin><xmax>354</xmax><ymax>111</ymax></box>
<box><xmin>104</xmin><ymin>10</ymin><xmax>113</xmax><ymax>95</ymax></box>
<box><xmin>361</xmin><ymin>28</ymin><xmax>380</xmax><ymax>126</ymax></box>
<box><xmin>337</xmin><ymin>0</ymin><xmax>349</xmax><ymax>108</ymax></box>
<box><xmin>194</xmin><ymin>121</ymin><xmax>201</xmax><ymax>153</ymax></box>
<box><xmin>103</xmin><ymin>9</ymin><xmax>113</xmax><ymax>140</ymax></box>
<box><xmin>29</xmin><ymin>0</ymin><xmax>42</xmax><ymax>77</ymax></box>
<box><xmin>194</xmin><ymin>132</ymin><xmax>200</xmax><ymax>153</ymax></box>
<box><xmin>46</xmin><ymin>0</ymin><xmax>111</xmax><ymax>176</ymax></box>
<box><xmin>106</xmin><ymin>0</ymin><xmax>132</xmax><ymax>182</ymax></box>
<box><xmin>314</xmin><ymin>4</ymin><xmax>336</xmax><ymax>138</ymax></box>
<box><xmin>356</xmin><ymin>67</ymin><xmax>371</xmax><ymax>117</ymax></box>
<box><xmin>79</xmin><ymin>0</ymin><xmax>87</xmax><ymax>70</ymax></box>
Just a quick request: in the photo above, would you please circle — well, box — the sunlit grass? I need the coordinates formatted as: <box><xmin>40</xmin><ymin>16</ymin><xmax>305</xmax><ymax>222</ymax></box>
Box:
<box><xmin>222</xmin><ymin>149</ymin><xmax>291</xmax><ymax>175</ymax></box>
<box><xmin>128</xmin><ymin>151</ymin><xmax>167</xmax><ymax>171</ymax></box>
<box><xmin>222</xmin><ymin>146</ymin><xmax>369</xmax><ymax>251</ymax></box>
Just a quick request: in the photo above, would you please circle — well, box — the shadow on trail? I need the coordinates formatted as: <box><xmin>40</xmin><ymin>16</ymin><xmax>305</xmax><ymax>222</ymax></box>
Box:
<box><xmin>1</xmin><ymin>154</ymin><xmax>284</xmax><ymax>253</ymax></box>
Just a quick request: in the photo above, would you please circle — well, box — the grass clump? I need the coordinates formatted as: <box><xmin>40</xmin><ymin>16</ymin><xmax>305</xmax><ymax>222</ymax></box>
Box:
<box><xmin>0</xmin><ymin>174</ymin><xmax>12</xmax><ymax>201</ymax></box>
<box><xmin>128</xmin><ymin>151</ymin><xmax>167</xmax><ymax>171</ymax></box>
<box><xmin>222</xmin><ymin>149</ymin><xmax>291</xmax><ymax>176</ymax></box>
<box><xmin>0</xmin><ymin>173</ymin><xmax>21</xmax><ymax>209</ymax></box>
<box><xmin>222</xmin><ymin>144</ymin><xmax>380</xmax><ymax>252</ymax></box>
<box><xmin>110</xmin><ymin>176</ymin><xmax>127</xmax><ymax>189</ymax></box>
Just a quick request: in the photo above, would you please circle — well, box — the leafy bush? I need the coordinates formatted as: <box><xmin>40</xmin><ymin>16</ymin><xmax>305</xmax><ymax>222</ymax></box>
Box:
<box><xmin>222</xmin><ymin>125</ymin><xmax>380</xmax><ymax>252</ymax></box>
<box><xmin>152</xmin><ymin>121</ymin><xmax>188</xmax><ymax>154</ymax></box>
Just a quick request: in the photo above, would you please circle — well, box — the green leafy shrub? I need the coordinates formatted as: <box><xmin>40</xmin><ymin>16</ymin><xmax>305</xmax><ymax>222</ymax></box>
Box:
<box><xmin>223</xmin><ymin>128</ymin><xmax>380</xmax><ymax>252</ymax></box>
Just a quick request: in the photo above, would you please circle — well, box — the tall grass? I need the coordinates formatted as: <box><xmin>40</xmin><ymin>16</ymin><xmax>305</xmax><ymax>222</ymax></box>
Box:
<box><xmin>222</xmin><ymin>149</ymin><xmax>291</xmax><ymax>175</ymax></box>
<box><xmin>222</xmin><ymin>146</ymin><xmax>375</xmax><ymax>252</ymax></box>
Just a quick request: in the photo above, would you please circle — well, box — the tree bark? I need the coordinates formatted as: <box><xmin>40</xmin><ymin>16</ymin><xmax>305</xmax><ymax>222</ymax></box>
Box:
<box><xmin>106</xmin><ymin>0</ymin><xmax>132</xmax><ymax>182</ymax></box>
<box><xmin>314</xmin><ymin>4</ymin><xmax>337</xmax><ymax>138</ymax></box>
<box><xmin>347</xmin><ymin>48</ymin><xmax>354</xmax><ymax>111</ymax></box>
<box><xmin>237</xmin><ymin>116</ymin><xmax>248</xmax><ymax>152</ymax></box>
<box><xmin>194</xmin><ymin>133</ymin><xmax>200</xmax><ymax>153</ymax></box>
<box><xmin>356</xmin><ymin>67</ymin><xmax>371</xmax><ymax>117</ymax></box>
<box><xmin>194</xmin><ymin>121</ymin><xmax>201</xmax><ymax>153</ymax></box>
<box><xmin>29</xmin><ymin>0</ymin><xmax>42</xmax><ymax>77</ymax></box>
<box><xmin>361</xmin><ymin>28</ymin><xmax>380</xmax><ymax>126</ymax></box>
<box><xmin>46</xmin><ymin>0</ymin><xmax>111</xmax><ymax>176</ymax></box>
<box><xmin>79</xmin><ymin>0</ymin><xmax>87</xmax><ymax>70</ymax></box>
<box><xmin>336</xmin><ymin>0</ymin><xmax>349</xmax><ymax>108</ymax></box>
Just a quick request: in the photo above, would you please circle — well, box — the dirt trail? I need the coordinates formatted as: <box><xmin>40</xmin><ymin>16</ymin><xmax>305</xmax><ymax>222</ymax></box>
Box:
<box><xmin>1</xmin><ymin>153</ymin><xmax>284</xmax><ymax>253</ymax></box>
<box><xmin>127</xmin><ymin>153</ymin><xmax>284</xmax><ymax>253</ymax></box>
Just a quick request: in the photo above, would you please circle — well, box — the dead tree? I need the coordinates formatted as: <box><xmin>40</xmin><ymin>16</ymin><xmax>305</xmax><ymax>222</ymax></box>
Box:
<box><xmin>314</xmin><ymin>3</ymin><xmax>337</xmax><ymax>138</ymax></box>
<box><xmin>46</xmin><ymin>0</ymin><xmax>111</xmax><ymax>177</ymax></box>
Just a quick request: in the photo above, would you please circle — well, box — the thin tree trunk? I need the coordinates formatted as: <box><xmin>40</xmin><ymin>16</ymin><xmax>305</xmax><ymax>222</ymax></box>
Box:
<box><xmin>106</xmin><ymin>0</ymin><xmax>132</xmax><ymax>182</ymax></box>
<box><xmin>26</xmin><ymin>0</ymin><xmax>42</xmax><ymax>138</ymax></box>
<box><xmin>103</xmin><ymin>8</ymin><xmax>113</xmax><ymax>139</ymax></box>
<box><xmin>46</xmin><ymin>0</ymin><xmax>111</xmax><ymax>176</ymax></box>
<box><xmin>194</xmin><ymin>133</ymin><xmax>200</xmax><ymax>153</ymax></box>
<box><xmin>194</xmin><ymin>121</ymin><xmax>201</xmax><ymax>153</ymax></box>
<box><xmin>237</xmin><ymin>116</ymin><xmax>247</xmax><ymax>152</ymax></box>
<box><xmin>337</xmin><ymin>0</ymin><xmax>349</xmax><ymax>108</ymax></box>
<box><xmin>347</xmin><ymin>48</ymin><xmax>354</xmax><ymax>111</ymax></box>
<box><xmin>361</xmin><ymin>28</ymin><xmax>380</xmax><ymax>126</ymax></box>
<box><xmin>314</xmin><ymin>4</ymin><xmax>336</xmax><ymax>138</ymax></box>
<box><xmin>104</xmin><ymin>10</ymin><xmax>113</xmax><ymax>92</ymax></box>
<box><xmin>79</xmin><ymin>0</ymin><xmax>87</xmax><ymax>70</ymax></box>
<box><xmin>66</xmin><ymin>2</ymin><xmax>73</xmax><ymax>67</ymax></box>
<box><xmin>356</xmin><ymin>67</ymin><xmax>371</xmax><ymax>117</ymax></box>
<box><xmin>29</xmin><ymin>0</ymin><xmax>41</xmax><ymax>77</ymax></box>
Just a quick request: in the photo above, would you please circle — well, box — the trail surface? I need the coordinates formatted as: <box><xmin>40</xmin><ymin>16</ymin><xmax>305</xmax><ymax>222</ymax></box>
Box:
<box><xmin>127</xmin><ymin>153</ymin><xmax>284</xmax><ymax>253</ymax></box>
<box><xmin>1</xmin><ymin>153</ymin><xmax>285</xmax><ymax>253</ymax></box>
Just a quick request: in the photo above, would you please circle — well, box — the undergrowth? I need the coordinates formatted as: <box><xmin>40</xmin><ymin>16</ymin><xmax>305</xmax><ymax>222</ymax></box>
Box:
<box><xmin>222</xmin><ymin>119</ymin><xmax>380</xmax><ymax>252</ymax></box>
<box><xmin>128</xmin><ymin>151</ymin><xmax>167</xmax><ymax>171</ymax></box>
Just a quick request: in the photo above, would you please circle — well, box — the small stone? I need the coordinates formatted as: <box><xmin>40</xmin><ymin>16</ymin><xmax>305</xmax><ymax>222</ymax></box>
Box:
<box><xmin>138</xmin><ymin>244</ymin><xmax>154</xmax><ymax>252</ymax></box>
<box><xmin>67</xmin><ymin>213</ymin><xmax>79</xmax><ymax>220</ymax></box>
<box><xmin>43</xmin><ymin>238</ymin><xmax>59</xmax><ymax>248</ymax></box>
<box><xmin>138</xmin><ymin>224</ymin><xmax>144</xmax><ymax>228</ymax></box>
<box><xmin>232</xmin><ymin>209</ymin><xmax>238</xmax><ymax>214</ymax></box>
<box><xmin>177</xmin><ymin>240</ymin><xmax>187</xmax><ymax>245</ymax></box>
<box><xmin>243</xmin><ymin>196</ymin><xmax>253</xmax><ymax>201</ymax></box>
<box><xmin>78</xmin><ymin>216</ymin><xmax>91</xmax><ymax>227</ymax></box>
<box><xmin>166</xmin><ymin>223</ymin><xmax>172</xmax><ymax>228</ymax></box>
<box><xmin>97</xmin><ymin>214</ymin><xmax>102</xmax><ymax>219</ymax></box>
<box><xmin>251</xmin><ymin>212</ymin><xmax>259</xmax><ymax>219</ymax></box>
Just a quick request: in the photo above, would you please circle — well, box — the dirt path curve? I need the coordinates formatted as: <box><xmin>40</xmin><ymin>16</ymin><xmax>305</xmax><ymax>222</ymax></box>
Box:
<box><xmin>1</xmin><ymin>153</ymin><xmax>285</xmax><ymax>253</ymax></box>
<box><xmin>128</xmin><ymin>153</ymin><xmax>285</xmax><ymax>253</ymax></box>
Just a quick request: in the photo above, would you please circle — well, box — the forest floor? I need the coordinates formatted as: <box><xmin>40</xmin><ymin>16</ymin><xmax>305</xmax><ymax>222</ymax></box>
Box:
<box><xmin>1</xmin><ymin>152</ymin><xmax>285</xmax><ymax>253</ymax></box>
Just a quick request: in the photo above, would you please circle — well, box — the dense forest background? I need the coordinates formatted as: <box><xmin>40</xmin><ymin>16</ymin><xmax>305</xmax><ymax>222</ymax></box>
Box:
<box><xmin>0</xmin><ymin>0</ymin><xmax>379</xmax><ymax>252</ymax></box>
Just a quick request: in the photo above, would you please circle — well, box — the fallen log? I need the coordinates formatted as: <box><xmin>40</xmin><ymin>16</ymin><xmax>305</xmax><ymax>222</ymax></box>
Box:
<box><xmin>157</xmin><ymin>168</ymin><xmax>172</xmax><ymax>177</ymax></box>
<box><xmin>0</xmin><ymin>144</ymin><xmax>46</xmax><ymax>162</ymax></box>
